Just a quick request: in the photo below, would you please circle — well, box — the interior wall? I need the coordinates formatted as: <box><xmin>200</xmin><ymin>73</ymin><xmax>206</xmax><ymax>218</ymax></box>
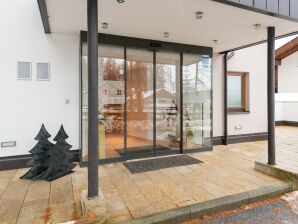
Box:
<box><xmin>278</xmin><ymin>52</ymin><xmax>298</xmax><ymax>93</ymax></box>
<box><xmin>0</xmin><ymin>0</ymin><xmax>80</xmax><ymax>157</ymax></box>
<box><xmin>227</xmin><ymin>44</ymin><xmax>268</xmax><ymax>135</ymax></box>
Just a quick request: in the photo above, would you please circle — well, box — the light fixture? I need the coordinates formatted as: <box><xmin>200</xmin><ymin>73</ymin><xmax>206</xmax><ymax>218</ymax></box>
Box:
<box><xmin>117</xmin><ymin>0</ymin><xmax>125</xmax><ymax>3</ymax></box>
<box><xmin>212</xmin><ymin>40</ymin><xmax>218</xmax><ymax>44</ymax></box>
<box><xmin>196</xmin><ymin>11</ymin><xmax>204</xmax><ymax>19</ymax></box>
<box><xmin>164</xmin><ymin>32</ymin><xmax>170</xmax><ymax>38</ymax></box>
<box><xmin>254</xmin><ymin>23</ymin><xmax>261</xmax><ymax>30</ymax></box>
<box><xmin>102</xmin><ymin>22</ymin><xmax>108</xmax><ymax>29</ymax></box>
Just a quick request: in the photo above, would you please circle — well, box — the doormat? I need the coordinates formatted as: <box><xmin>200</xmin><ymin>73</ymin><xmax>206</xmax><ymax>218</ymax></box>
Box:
<box><xmin>123</xmin><ymin>155</ymin><xmax>203</xmax><ymax>174</ymax></box>
<box><xmin>117</xmin><ymin>145</ymin><xmax>171</xmax><ymax>157</ymax></box>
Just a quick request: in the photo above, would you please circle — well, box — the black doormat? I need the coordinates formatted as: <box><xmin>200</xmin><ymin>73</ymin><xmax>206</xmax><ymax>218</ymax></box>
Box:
<box><xmin>123</xmin><ymin>155</ymin><xmax>203</xmax><ymax>174</ymax></box>
<box><xmin>117</xmin><ymin>145</ymin><xmax>171</xmax><ymax>157</ymax></box>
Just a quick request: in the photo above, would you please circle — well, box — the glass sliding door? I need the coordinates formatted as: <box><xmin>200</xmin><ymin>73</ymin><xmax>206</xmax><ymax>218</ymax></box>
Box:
<box><xmin>80</xmin><ymin>33</ymin><xmax>213</xmax><ymax>163</ymax></box>
<box><xmin>183</xmin><ymin>54</ymin><xmax>212</xmax><ymax>150</ymax></box>
<box><xmin>82</xmin><ymin>44</ymin><xmax>125</xmax><ymax>160</ymax></box>
<box><xmin>125</xmin><ymin>48</ymin><xmax>154</xmax><ymax>155</ymax></box>
<box><xmin>155</xmin><ymin>52</ymin><xmax>181</xmax><ymax>152</ymax></box>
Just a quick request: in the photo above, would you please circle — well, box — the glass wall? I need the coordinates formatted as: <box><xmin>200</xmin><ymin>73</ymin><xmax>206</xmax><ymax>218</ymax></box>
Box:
<box><xmin>81</xmin><ymin>40</ymin><xmax>212</xmax><ymax>162</ymax></box>
<box><xmin>82</xmin><ymin>44</ymin><xmax>125</xmax><ymax>160</ymax></box>
<box><xmin>125</xmin><ymin>49</ymin><xmax>154</xmax><ymax>155</ymax></box>
<box><xmin>183</xmin><ymin>54</ymin><xmax>212</xmax><ymax>150</ymax></box>
<box><xmin>155</xmin><ymin>52</ymin><xmax>181</xmax><ymax>152</ymax></box>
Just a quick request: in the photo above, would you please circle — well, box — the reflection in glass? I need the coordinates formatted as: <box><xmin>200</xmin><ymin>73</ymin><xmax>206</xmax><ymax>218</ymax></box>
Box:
<box><xmin>227</xmin><ymin>76</ymin><xmax>242</xmax><ymax>107</ymax></box>
<box><xmin>126</xmin><ymin>49</ymin><xmax>154</xmax><ymax>155</ymax></box>
<box><xmin>183</xmin><ymin>54</ymin><xmax>212</xmax><ymax>150</ymax></box>
<box><xmin>156</xmin><ymin>52</ymin><xmax>181</xmax><ymax>151</ymax></box>
<box><xmin>82</xmin><ymin>44</ymin><xmax>125</xmax><ymax>160</ymax></box>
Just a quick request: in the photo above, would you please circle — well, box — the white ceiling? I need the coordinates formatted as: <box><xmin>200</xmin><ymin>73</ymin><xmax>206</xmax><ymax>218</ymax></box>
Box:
<box><xmin>46</xmin><ymin>0</ymin><xmax>298</xmax><ymax>52</ymax></box>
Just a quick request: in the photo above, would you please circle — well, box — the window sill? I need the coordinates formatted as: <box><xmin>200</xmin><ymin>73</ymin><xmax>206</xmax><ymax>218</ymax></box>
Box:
<box><xmin>228</xmin><ymin>110</ymin><xmax>250</xmax><ymax>115</ymax></box>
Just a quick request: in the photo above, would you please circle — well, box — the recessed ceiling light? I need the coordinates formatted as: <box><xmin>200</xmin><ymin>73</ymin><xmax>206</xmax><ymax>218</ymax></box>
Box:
<box><xmin>102</xmin><ymin>22</ymin><xmax>108</xmax><ymax>29</ymax></box>
<box><xmin>196</xmin><ymin>11</ymin><xmax>204</xmax><ymax>19</ymax></box>
<box><xmin>254</xmin><ymin>23</ymin><xmax>261</xmax><ymax>30</ymax></box>
<box><xmin>117</xmin><ymin>0</ymin><xmax>125</xmax><ymax>3</ymax></box>
<box><xmin>164</xmin><ymin>32</ymin><xmax>170</xmax><ymax>38</ymax></box>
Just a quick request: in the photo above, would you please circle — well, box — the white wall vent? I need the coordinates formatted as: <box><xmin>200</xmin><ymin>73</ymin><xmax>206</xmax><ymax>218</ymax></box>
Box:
<box><xmin>17</xmin><ymin>62</ymin><xmax>31</xmax><ymax>80</ymax></box>
<box><xmin>37</xmin><ymin>63</ymin><xmax>50</xmax><ymax>80</ymax></box>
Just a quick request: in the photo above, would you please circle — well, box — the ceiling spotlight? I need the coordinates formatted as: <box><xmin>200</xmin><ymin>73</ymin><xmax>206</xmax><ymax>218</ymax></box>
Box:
<box><xmin>164</xmin><ymin>32</ymin><xmax>170</xmax><ymax>38</ymax></box>
<box><xmin>212</xmin><ymin>40</ymin><xmax>218</xmax><ymax>44</ymax></box>
<box><xmin>254</xmin><ymin>23</ymin><xmax>261</xmax><ymax>30</ymax></box>
<box><xmin>102</xmin><ymin>22</ymin><xmax>108</xmax><ymax>29</ymax></box>
<box><xmin>196</xmin><ymin>11</ymin><xmax>204</xmax><ymax>19</ymax></box>
<box><xmin>117</xmin><ymin>0</ymin><xmax>125</xmax><ymax>3</ymax></box>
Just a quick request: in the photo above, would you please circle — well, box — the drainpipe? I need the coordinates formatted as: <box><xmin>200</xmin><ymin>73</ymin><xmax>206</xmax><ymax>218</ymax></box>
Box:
<box><xmin>267</xmin><ymin>27</ymin><xmax>276</xmax><ymax>165</ymax></box>
<box><xmin>87</xmin><ymin>0</ymin><xmax>99</xmax><ymax>198</ymax></box>
<box><xmin>223</xmin><ymin>53</ymin><xmax>228</xmax><ymax>145</ymax></box>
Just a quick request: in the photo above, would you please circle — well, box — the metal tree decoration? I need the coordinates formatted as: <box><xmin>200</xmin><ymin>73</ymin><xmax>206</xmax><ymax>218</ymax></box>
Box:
<box><xmin>20</xmin><ymin>124</ymin><xmax>53</xmax><ymax>180</ymax></box>
<box><xmin>39</xmin><ymin>125</ymin><xmax>76</xmax><ymax>181</ymax></box>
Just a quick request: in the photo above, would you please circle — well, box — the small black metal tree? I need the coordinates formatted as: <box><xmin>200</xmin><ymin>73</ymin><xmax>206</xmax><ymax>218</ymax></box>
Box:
<box><xmin>20</xmin><ymin>124</ymin><xmax>53</xmax><ymax>180</ymax></box>
<box><xmin>40</xmin><ymin>125</ymin><xmax>76</xmax><ymax>181</ymax></box>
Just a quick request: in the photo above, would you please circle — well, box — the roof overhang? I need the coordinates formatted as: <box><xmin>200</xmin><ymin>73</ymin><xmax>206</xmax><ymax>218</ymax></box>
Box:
<box><xmin>40</xmin><ymin>0</ymin><xmax>298</xmax><ymax>53</ymax></box>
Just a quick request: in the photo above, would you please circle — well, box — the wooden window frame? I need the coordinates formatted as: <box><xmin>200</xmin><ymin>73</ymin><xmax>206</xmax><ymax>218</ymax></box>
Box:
<box><xmin>227</xmin><ymin>71</ymin><xmax>249</xmax><ymax>112</ymax></box>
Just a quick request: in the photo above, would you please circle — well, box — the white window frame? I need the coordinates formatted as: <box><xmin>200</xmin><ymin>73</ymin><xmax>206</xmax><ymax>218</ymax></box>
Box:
<box><xmin>17</xmin><ymin>61</ymin><xmax>32</xmax><ymax>80</ymax></box>
<box><xmin>36</xmin><ymin>62</ymin><xmax>50</xmax><ymax>81</ymax></box>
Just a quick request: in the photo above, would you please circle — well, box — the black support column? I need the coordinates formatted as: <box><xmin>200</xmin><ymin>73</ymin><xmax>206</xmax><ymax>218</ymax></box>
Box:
<box><xmin>87</xmin><ymin>0</ymin><xmax>99</xmax><ymax>199</ymax></box>
<box><xmin>223</xmin><ymin>53</ymin><xmax>228</xmax><ymax>145</ymax></box>
<box><xmin>267</xmin><ymin>26</ymin><xmax>276</xmax><ymax>165</ymax></box>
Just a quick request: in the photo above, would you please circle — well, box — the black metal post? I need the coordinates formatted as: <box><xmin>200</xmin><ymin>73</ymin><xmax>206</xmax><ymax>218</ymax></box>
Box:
<box><xmin>87</xmin><ymin>0</ymin><xmax>99</xmax><ymax>199</ymax></box>
<box><xmin>153</xmin><ymin>51</ymin><xmax>157</xmax><ymax>155</ymax></box>
<box><xmin>124</xmin><ymin>48</ymin><xmax>127</xmax><ymax>154</ymax></box>
<box><xmin>223</xmin><ymin>53</ymin><xmax>228</xmax><ymax>145</ymax></box>
<box><xmin>267</xmin><ymin>26</ymin><xmax>276</xmax><ymax>165</ymax></box>
<box><xmin>180</xmin><ymin>52</ymin><xmax>183</xmax><ymax>154</ymax></box>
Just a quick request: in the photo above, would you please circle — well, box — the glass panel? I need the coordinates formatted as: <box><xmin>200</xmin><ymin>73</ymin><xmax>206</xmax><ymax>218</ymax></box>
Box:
<box><xmin>156</xmin><ymin>52</ymin><xmax>181</xmax><ymax>152</ymax></box>
<box><xmin>183</xmin><ymin>54</ymin><xmax>212</xmax><ymax>150</ymax></box>
<box><xmin>126</xmin><ymin>49</ymin><xmax>153</xmax><ymax>155</ymax></box>
<box><xmin>82</xmin><ymin>44</ymin><xmax>125</xmax><ymax>161</ymax></box>
<box><xmin>18</xmin><ymin>62</ymin><xmax>31</xmax><ymax>79</ymax></box>
<box><xmin>227</xmin><ymin>75</ymin><xmax>242</xmax><ymax>107</ymax></box>
<box><xmin>37</xmin><ymin>63</ymin><xmax>50</xmax><ymax>80</ymax></box>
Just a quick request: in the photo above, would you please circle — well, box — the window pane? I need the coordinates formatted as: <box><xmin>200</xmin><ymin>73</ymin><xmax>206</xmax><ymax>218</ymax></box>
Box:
<box><xmin>18</xmin><ymin>62</ymin><xmax>31</xmax><ymax>79</ymax></box>
<box><xmin>126</xmin><ymin>49</ymin><xmax>153</xmax><ymax>154</ymax></box>
<box><xmin>227</xmin><ymin>75</ymin><xmax>242</xmax><ymax>107</ymax></box>
<box><xmin>37</xmin><ymin>63</ymin><xmax>50</xmax><ymax>80</ymax></box>
<box><xmin>183</xmin><ymin>54</ymin><xmax>212</xmax><ymax>150</ymax></box>
<box><xmin>156</xmin><ymin>51</ymin><xmax>181</xmax><ymax>152</ymax></box>
<box><xmin>82</xmin><ymin>44</ymin><xmax>125</xmax><ymax>160</ymax></box>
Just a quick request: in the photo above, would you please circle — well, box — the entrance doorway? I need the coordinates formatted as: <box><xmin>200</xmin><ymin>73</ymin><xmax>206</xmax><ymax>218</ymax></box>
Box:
<box><xmin>81</xmin><ymin>32</ymin><xmax>212</xmax><ymax>163</ymax></box>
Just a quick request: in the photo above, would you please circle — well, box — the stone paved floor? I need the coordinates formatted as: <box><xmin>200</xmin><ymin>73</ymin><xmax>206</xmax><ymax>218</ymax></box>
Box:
<box><xmin>0</xmin><ymin>126</ymin><xmax>296</xmax><ymax>224</ymax></box>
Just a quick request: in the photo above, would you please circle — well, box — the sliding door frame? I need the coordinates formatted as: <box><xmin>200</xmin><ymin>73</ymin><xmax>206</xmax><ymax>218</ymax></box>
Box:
<box><xmin>79</xmin><ymin>31</ymin><xmax>213</xmax><ymax>166</ymax></box>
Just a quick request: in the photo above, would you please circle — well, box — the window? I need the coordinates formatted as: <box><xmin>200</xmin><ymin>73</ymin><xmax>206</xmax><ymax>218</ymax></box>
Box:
<box><xmin>117</xmin><ymin>90</ymin><xmax>122</xmax><ymax>96</ymax></box>
<box><xmin>37</xmin><ymin>63</ymin><xmax>50</xmax><ymax>80</ymax></box>
<box><xmin>17</xmin><ymin>62</ymin><xmax>31</xmax><ymax>80</ymax></box>
<box><xmin>227</xmin><ymin>72</ymin><xmax>249</xmax><ymax>112</ymax></box>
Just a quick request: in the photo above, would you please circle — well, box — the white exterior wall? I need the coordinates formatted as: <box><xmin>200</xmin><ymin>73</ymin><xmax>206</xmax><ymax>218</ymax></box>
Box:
<box><xmin>278</xmin><ymin>52</ymin><xmax>298</xmax><ymax>93</ymax></box>
<box><xmin>0</xmin><ymin>1</ymin><xmax>273</xmax><ymax>157</ymax></box>
<box><xmin>276</xmin><ymin>93</ymin><xmax>298</xmax><ymax>122</ymax></box>
<box><xmin>212</xmin><ymin>53</ymin><xmax>224</xmax><ymax>137</ymax></box>
<box><xmin>227</xmin><ymin>44</ymin><xmax>268</xmax><ymax>135</ymax></box>
<box><xmin>0</xmin><ymin>0</ymin><xmax>80</xmax><ymax>157</ymax></box>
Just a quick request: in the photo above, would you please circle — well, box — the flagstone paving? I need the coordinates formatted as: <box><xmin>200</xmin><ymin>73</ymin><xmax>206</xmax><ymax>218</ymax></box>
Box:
<box><xmin>0</xmin><ymin>126</ymin><xmax>297</xmax><ymax>223</ymax></box>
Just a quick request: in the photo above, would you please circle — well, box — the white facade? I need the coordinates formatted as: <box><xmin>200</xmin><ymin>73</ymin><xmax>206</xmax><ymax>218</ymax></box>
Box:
<box><xmin>0</xmin><ymin>0</ymin><xmax>80</xmax><ymax>157</ymax></box>
<box><xmin>278</xmin><ymin>52</ymin><xmax>298</xmax><ymax>93</ymax></box>
<box><xmin>0</xmin><ymin>0</ymin><xmax>296</xmax><ymax>157</ymax></box>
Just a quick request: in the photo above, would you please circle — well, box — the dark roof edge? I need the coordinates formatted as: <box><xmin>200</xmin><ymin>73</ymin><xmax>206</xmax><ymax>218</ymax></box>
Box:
<box><xmin>210</xmin><ymin>0</ymin><xmax>298</xmax><ymax>23</ymax></box>
<box><xmin>37</xmin><ymin>0</ymin><xmax>51</xmax><ymax>34</ymax></box>
<box><xmin>220</xmin><ymin>31</ymin><xmax>298</xmax><ymax>54</ymax></box>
